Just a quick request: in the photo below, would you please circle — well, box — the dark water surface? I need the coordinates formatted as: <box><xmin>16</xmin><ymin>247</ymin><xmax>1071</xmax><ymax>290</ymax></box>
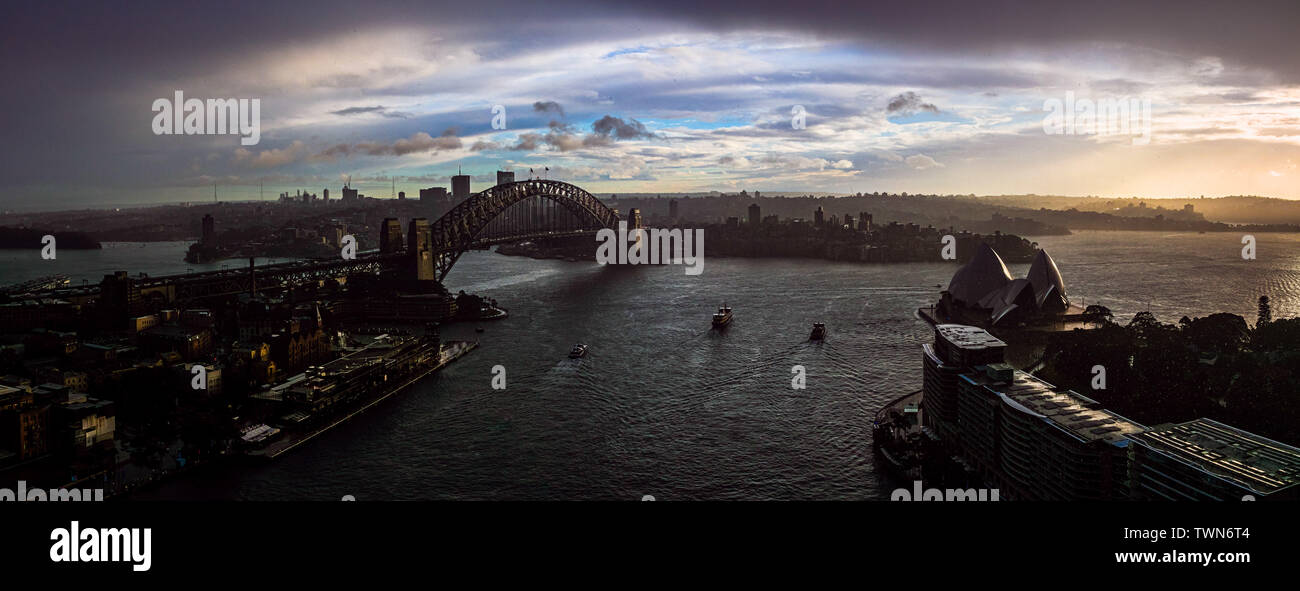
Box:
<box><xmin>18</xmin><ymin>231</ymin><xmax>1296</xmax><ymax>500</ymax></box>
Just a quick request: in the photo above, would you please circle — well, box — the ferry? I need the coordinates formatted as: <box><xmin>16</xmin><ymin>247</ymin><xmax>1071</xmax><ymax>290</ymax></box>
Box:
<box><xmin>809</xmin><ymin>322</ymin><xmax>826</xmax><ymax>341</ymax></box>
<box><xmin>711</xmin><ymin>305</ymin><xmax>733</xmax><ymax>329</ymax></box>
<box><xmin>569</xmin><ymin>343</ymin><xmax>588</xmax><ymax>358</ymax></box>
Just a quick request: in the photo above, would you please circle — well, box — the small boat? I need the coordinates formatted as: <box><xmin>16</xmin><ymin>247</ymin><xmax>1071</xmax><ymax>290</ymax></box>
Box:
<box><xmin>711</xmin><ymin>304</ymin><xmax>733</xmax><ymax>329</ymax></box>
<box><xmin>569</xmin><ymin>343</ymin><xmax>588</xmax><ymax>358</ymax></box>
<box><xmin>810</xmin><ymin>322</ymin><xmax>826</xmax><ymax>341</ymax></box>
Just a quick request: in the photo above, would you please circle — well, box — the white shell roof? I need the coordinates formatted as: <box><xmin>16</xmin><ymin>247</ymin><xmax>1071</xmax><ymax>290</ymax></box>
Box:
<box><xmin>1026</xmin><ymin>250</ymin><xmax>1069</xmax><ymax>309</ymax></box>
<box><xmin>947</xmin><ymin>243</ymin><xmax>1013</xmax><ymax>305</ymax></box>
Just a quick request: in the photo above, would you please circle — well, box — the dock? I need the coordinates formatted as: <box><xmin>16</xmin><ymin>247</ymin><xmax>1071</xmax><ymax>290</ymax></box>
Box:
<box><xmin>250</xmin><ymin>340</ymin><xmax>477</xmax><ymax>460</ymax></box>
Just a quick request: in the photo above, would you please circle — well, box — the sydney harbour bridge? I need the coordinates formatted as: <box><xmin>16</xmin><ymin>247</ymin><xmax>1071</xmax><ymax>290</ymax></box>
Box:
<box><xmin>28</xmin><ymin>180</ymin><xmax>637</xmax><ymax>304</ymax></box>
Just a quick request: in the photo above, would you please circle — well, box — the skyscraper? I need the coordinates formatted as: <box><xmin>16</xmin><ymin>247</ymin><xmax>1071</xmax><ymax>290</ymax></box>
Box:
<box><xmin>496</xmin><ymin>170</ymin><xmax>515</xmax><ymax>186</ymax></box>
<box><xmin>452</xmin><ymin>169</ymin><xmax>471</xmax><ymax>202</ymax></box>
<box><xmin>858</xmin><ymin>212</ymin><xmax>872</xmax><ymax>232</ymax></box>
<box><xmin>747</xmin><ymin>203</ymin><xmax>761</xmax><ymax>225</ymax></box>
<box><xmin>814</xmin><ymin>206</ymin><xmax>825</xmax><ymax>227</ymax></box>
<box><xmin>201</xmin><ymin>214</ymin><xmax>215</xmax><ymax>244</ymax></box>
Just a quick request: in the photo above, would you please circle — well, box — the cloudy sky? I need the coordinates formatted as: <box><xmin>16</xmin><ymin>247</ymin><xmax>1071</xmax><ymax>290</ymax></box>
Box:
<box><xmin>3</xmin><ymin>0</ymin><xmax>1299</xmax><ymax>208</ymax></box>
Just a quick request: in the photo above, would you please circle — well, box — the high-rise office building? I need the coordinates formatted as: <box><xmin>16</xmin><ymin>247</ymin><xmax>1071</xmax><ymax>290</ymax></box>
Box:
<box><xmin>452</xmin><ymin>172</ymin><xmax>471</xmax><ymax>202</ymax></box>
<box><xmin>814</xmin><ymin>206</ymin><xmax>825</xmax><ymax>227</ymax></box>
<box><xmin>201</xmin><ymin>214</ymin><xmax>215</xmax><ymax>244</ymax></box>
<box><xmin>748</xmin><ymin>203</ymin><xmax>761</xmax><ymax>225</ymax></box>
<box><xmin>496</xmin><ymin>170</ymin><xmax>515</xmax><ymax>186</ymax></box>
<box><xmin>858</xmin><ymin>212</ymin><xmax>872</xmax><ymax>232</ymax></box>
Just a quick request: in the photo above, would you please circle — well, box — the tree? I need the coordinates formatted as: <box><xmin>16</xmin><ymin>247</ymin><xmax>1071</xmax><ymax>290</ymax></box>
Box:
<box><xmin>1082</xmin><ymin>304</ymin><xmax>1114</xmax><ymax>326</ymax></box>
<box><xmin>1258</xmin><ymin>295</ymin><xmax>1272</xmax><ymax>327</ymax></box>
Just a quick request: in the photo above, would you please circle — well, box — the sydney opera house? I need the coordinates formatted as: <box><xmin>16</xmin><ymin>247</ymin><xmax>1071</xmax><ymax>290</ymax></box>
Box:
<box><xmin>931</xmin><ymin>244</ymin><xmax>1083</xmax><ymax>327</ymax></box>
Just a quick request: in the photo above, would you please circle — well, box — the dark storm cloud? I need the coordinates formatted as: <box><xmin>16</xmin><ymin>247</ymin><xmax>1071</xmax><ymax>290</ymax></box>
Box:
<box><xmin>331</xmin><ymin>105</ymin><xmax>412</xmax><ymax>119</ymax></box>
<box><xmin>310</xmin><ymin>128</ymin><xmax>461</xmax><ymax>162</ymax></box>
<box><xmin>2</xmin><ymin>0</ymin><xmax>1299</xmax><ymax>202</ymax></box>
<box><xmin>591</xmin><ymin>116</ymin><xmax>658</xmax><ymax>140</ymax></box>
<box><xmin>533</xmin><ymin>101</ymin><xmax>566</xmax><ymax>118</ymax></box>
<box><xmin>886</xmin><ymin>92</ymin><xmax>939</xmax><ymax>116</ymax></box>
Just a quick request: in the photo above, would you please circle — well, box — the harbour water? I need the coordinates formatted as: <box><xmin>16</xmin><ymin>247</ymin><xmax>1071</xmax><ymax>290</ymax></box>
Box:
<box><xmin>7</xmin><ymin>231</ymin><xmax>1299</xmax><ymax>500</ymax></box>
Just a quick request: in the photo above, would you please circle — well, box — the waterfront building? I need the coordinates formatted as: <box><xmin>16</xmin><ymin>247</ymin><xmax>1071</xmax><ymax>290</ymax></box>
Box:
<box><xmin>922</xmin><ymin>324</ymin><xmax>1007</xmax><ymax>443</ymax></box>
<box><xmin>922</xmin><ymin>324</ymin><xmax>1144</xmax><ymax>500</ymax></box>
<box><xmin>937</xmin><ymin>244</ymin><xmax>1075</xmax><ymax>327</ymax></box>
<box><xmin>1127</xmin><ymin>419</ymin><xmax>1300</xmax><ymax>500</ymax></box>
<box><xmin>920</xmin><ymin>323</ymin><xmax>1300</xmax><ymax>501</ymax></box>
<box><xmin>956</xmin><ymin>365</ymin><xmax>1143</xmax><ymax>500</ymax></box>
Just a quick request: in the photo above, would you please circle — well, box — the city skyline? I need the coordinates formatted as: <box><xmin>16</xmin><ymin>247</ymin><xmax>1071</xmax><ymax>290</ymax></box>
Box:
<box><xmin>3</xmin><ymin>0</ymin><xmax>1300</xmax><ymax>209</ymax></box>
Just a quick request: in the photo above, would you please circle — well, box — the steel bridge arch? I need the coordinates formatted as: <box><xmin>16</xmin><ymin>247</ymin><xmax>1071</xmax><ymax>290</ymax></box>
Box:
<box><xmin>429</xmin><ymin>179</ymin><xmax>621</xmax><ymax>281</ymax></box>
